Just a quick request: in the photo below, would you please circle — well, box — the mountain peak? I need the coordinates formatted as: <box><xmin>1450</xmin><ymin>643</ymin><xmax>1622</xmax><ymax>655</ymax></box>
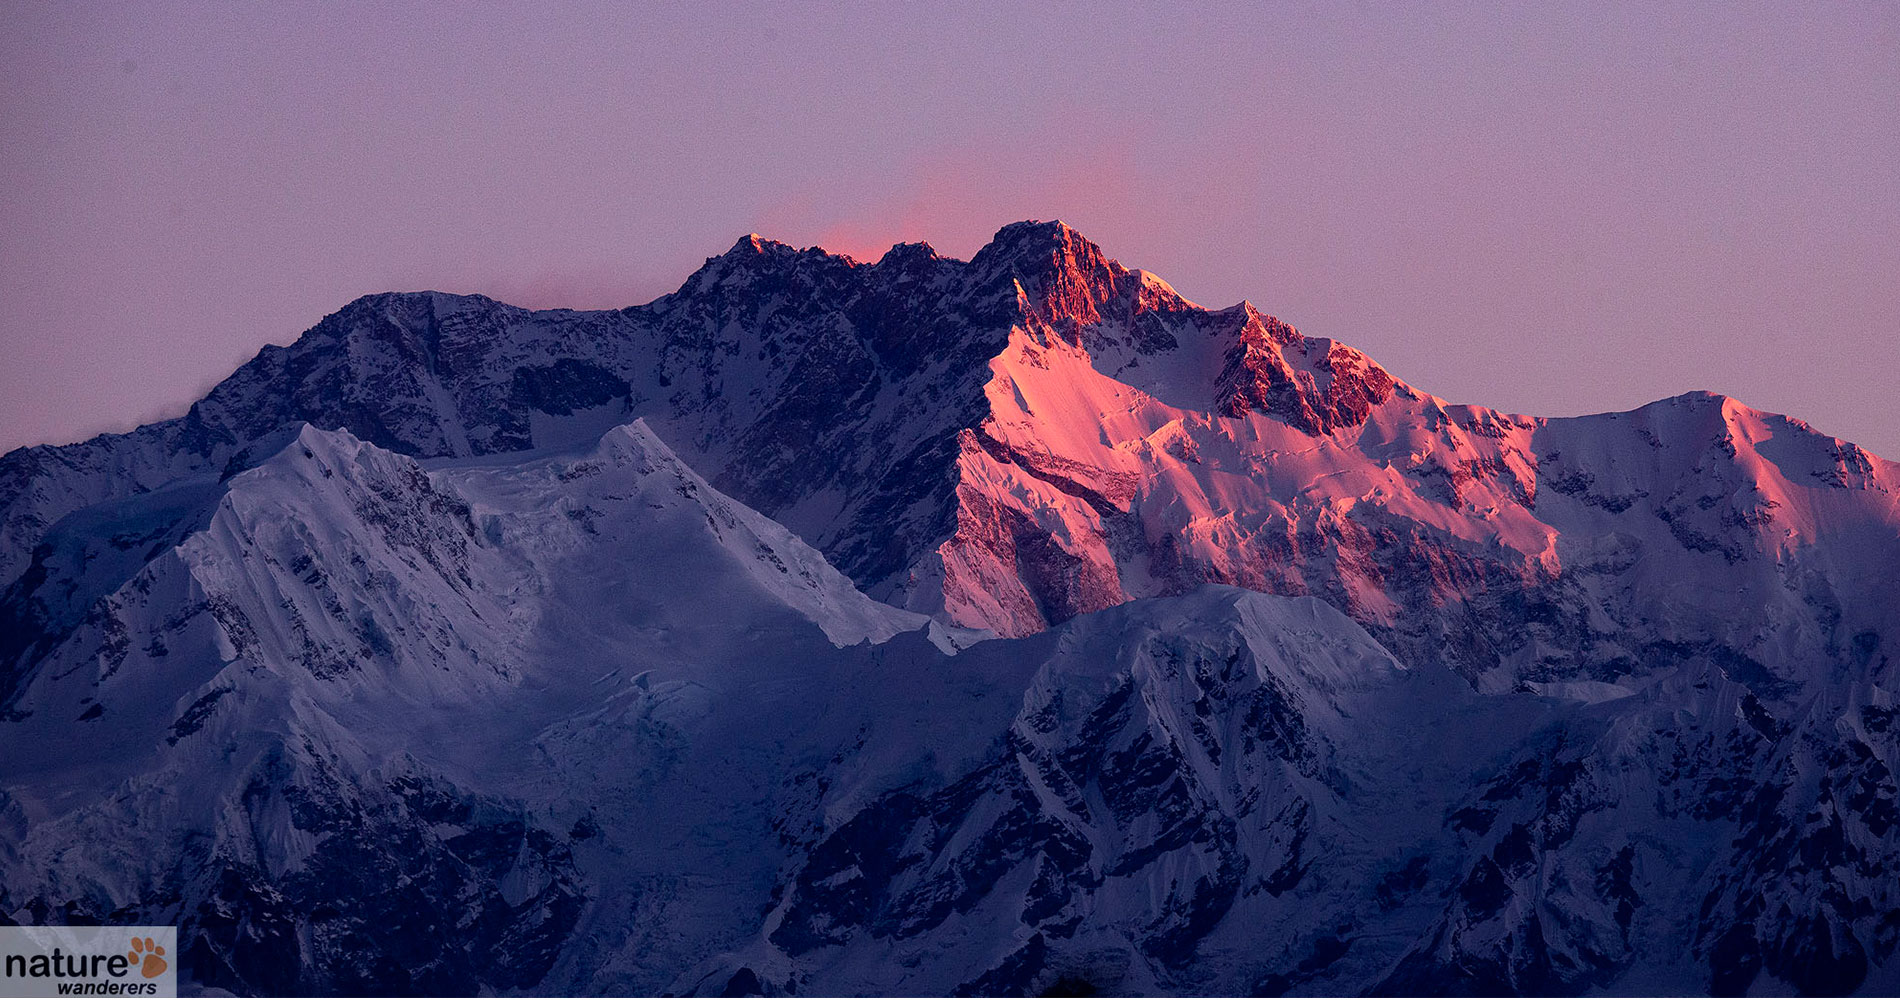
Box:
<box><xmin>875</xmin><ymin>240</ymin><xmax>941</xmax><ymax>267</ymax></box>
<box><xmin>724</xmin><ymin>233</ymin><xmax>797</xmax><ymax>258</ymax></box>
<box><xmin>977</xmin><ymin>219</ymin><xmax>1099</xmax><ymax>263</ymax></box>
<box><xmin>966</xmin><ymin>220</ymin><xmax>1128</xmax><ymax>332</ymax></box>
<box><xmin>677</xmin><ymin>232</ymin><xmax>836</xmax><ymax>294</ymax></box>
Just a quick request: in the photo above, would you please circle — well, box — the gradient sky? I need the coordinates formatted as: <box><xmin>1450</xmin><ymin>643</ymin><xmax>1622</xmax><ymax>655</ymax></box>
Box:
<box><xmin>3</xmin><ymin>2</ymin><xmax>1896</xmax><ymax>457</ymax></box>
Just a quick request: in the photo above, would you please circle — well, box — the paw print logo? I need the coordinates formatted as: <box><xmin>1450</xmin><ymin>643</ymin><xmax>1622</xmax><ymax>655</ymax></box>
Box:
<box><xmin>127</xmin><ymin>937</ymin><xmax>167</xmax><ymax>979</ymax></box>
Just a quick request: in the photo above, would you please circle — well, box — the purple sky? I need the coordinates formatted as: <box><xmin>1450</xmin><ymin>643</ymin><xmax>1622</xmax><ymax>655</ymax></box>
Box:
<box><xmin>4</xmin><ymin>3</ymin><xmax>1897</xmax><ymax>457</ymax></box>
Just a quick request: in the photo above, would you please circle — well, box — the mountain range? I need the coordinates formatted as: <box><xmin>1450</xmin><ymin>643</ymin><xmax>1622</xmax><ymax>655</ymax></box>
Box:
<box><xmin>1</xmin><ymin>221</ymin><xmax>1895</xmax><ymax>995</ymax></box>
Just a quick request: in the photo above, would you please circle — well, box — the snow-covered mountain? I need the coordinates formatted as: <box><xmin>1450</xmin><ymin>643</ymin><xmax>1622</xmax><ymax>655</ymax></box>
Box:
<box><xmin>1</xmin><ymin>222</ymin><xmax>1895</xmax><ymax>995</ymax></box>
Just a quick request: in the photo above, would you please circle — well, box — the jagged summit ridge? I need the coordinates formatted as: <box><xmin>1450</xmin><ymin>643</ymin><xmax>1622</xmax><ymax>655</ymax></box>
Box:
<box><xmin>4</xmin><ymin>218</ymin><xmax>1897</xmax><ymax>687</ymax></box>
<box><xmin>0</xmin><ymin>221</ymin><xmax>1295</xmax><ymax>590</ymax></box>
<box><xmin>2</xmin><ymin>220</ymin><xmax>1893</xmax><ymax>644</ymax></box>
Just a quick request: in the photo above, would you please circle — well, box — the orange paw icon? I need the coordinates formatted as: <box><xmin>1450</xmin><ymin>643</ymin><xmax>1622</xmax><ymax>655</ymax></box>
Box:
<box><xmin>128</xmin><ymin>937</ymin><xmax>167</xmax><ymax>979</ymax></box>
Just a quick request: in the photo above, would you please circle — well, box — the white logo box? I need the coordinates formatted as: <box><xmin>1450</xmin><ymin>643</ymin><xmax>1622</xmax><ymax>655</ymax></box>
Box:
<box><xmin>0</xmin><ymin>926</ymin><xmax>177</xmax><ymax>998</ymax></box>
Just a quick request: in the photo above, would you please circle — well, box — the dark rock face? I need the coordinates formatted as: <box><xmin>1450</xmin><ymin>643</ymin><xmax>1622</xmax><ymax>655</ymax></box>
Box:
<box><xmin>1214</xmin><ymin>308</ymin><xmax>1395</xmax><ymax>434</ymax></box>
<box><xmin>761</xmin><ymin>603</ymin><xmax>1348</xmax><ymax>993</ymax></box>
<box><xmin>745</xmin><ymin>595</ymin><xmax>1899</xmax><ymax>996</ymax></box>
<box><xmin>1368</xmin><ymin>682</ymin><xmax>1900</xmax><ymax>998</ymax></box>
<box><xmin>5</xmin><ymin>744</ymin><xmax>584</xmax><ymax>996</ymax></box>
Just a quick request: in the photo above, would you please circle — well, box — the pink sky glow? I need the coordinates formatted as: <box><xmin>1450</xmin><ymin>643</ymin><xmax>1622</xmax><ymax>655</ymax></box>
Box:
<box><xmin>3</xmin><ymin>3</ymin><xmax>1896</xmax><ymax>455</ymax></box>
